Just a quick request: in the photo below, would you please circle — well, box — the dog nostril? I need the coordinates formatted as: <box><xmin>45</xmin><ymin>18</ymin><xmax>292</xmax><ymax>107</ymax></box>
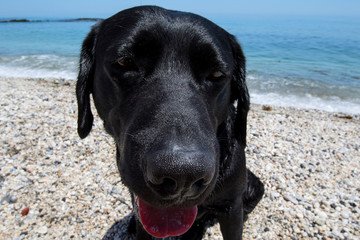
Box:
<box><xmin>191</xmin><ymin>178</ymin><xmax>208</xmax><ymax>193</ymax></box>
<box><xmin>149</xmin><ymin>177</ymin><xmax>178</xmax><ymax>196</ymax></box>
<box><xmin>146</xmin><ymin>150</ymin><xmax>216</xmax><ymax>198</ymax></box>
<box><xmin>161</xmin><ymin>178</ymin><xmax>177</xmax><ymax>192</ymax></box>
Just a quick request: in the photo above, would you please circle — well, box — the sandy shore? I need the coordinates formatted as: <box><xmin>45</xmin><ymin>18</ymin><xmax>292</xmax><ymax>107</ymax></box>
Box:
<box><xmin>0</xmin><ymin>77</ymin><xmax>359</xmax><ymax>239</ymax></box>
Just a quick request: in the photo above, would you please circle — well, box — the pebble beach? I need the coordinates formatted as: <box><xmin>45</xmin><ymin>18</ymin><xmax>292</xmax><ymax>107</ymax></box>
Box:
<box><xmin>0</xmin><ymin>77</ymin><xmax>359</xmax><ymax>239</ymax></box>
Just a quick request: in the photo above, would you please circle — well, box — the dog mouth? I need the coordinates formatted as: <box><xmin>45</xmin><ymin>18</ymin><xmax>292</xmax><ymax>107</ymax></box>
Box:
<box><xmin>135</xmin><ymin>196</ymin><xmax>198</xmax><ymax>238</ymax></box>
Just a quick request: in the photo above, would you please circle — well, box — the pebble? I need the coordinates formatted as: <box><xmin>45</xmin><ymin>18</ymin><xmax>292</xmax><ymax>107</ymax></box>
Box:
<box><xmin>284</xmin><ymin>194</ymin><xmax>299</xmax><ymax>204</ymax></box>
<box><xmin>1</xmin><ymin>194</ymin><xmax>18</xmax><ymax>204</ymax></box>
<box><xmin>270</xmin><ymin>192</ymin><xmax>280</xmax><ymax>200</ymax></box>
<box><xmin>341</xmin><ymin>210</ymin><xmax>350</xmax><ymax>219</ymax></box>
<box><xmin>1</xmin><ymin>77</ymin><xmax>360</xmax><ymax>239</ymax></box>
<box><xmin>316</xmin><ymin>210</ymin><xmax>328</xmax><ymax>219</ymax></box>
<box><xmin>37</xmin><ymin>226</ymin><xmax>48</xmax><ymax>234</ymax></box>
<box><xmin>285</xmin><ymin>135</ymin><xmax>293</xmax><ymax>142</ymax></box>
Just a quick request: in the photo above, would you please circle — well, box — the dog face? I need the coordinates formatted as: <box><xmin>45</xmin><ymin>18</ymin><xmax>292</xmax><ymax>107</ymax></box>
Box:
<box><xmin>76</xmin><ymin>6</ymin><xmax>250</xmax><ymax>238</ymax></box>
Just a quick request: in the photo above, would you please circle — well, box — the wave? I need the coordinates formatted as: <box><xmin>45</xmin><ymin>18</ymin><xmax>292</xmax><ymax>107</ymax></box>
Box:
<box><xmin>250</xmin><ymin>92</ymin><xmax>360</xmax><ymax>115</ymax></box>
<box><xmin>0</xmin><ymin>54</ymin><xmax>359</xmax><ymax>114</ymax></box>
<box><xmin>246</xmin><ymin>70</ymin><xmax>360</xmax><ymax>114</ymax></box>
<box><xmin>0</xmin><ymin>54</ymin><xmax>78</xmax><ymax>80</ymax></box>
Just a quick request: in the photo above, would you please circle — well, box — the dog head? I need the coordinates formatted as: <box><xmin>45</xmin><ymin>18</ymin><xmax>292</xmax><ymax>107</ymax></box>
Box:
<box><xmin>76</xmin><ymin>6</ymin><xmax>249</xmax><ymax>238</ymax></box>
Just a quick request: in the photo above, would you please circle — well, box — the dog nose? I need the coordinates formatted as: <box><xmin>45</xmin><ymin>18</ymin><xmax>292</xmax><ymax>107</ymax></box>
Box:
<box><xmin>145</xmin><ymin>148</ymin><xmax>216</xmax><ymax>199</ymax></box>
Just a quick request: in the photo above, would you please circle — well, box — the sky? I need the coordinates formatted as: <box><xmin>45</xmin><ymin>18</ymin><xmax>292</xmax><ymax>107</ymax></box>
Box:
<box><xmin>1</xmin><ymin>0</ymin><xmax>360</xmax><ymax>18</ymax></box>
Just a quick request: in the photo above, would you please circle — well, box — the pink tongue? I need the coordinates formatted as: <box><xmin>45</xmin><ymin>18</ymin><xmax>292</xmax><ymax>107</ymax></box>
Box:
<box><xmin>138</xmin><ymin>198</ymin><xmax>198</xmax><ymax>238</ymax></box>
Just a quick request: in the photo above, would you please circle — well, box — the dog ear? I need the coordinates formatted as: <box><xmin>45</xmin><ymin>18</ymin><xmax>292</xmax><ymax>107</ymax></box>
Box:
<box><xmin>76</xmin><ymin>23</ymin><xmax>101</xmax><ymax>139</ymax></box>
<box><xmin>229</xmin><ymin>34</ymin><xmax>250</xmax><ymax>147</ymax></box>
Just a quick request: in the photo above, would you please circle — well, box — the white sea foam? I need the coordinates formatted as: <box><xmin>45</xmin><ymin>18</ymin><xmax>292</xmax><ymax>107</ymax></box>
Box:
<box><xmin>250</xmin><ymin>92</ymin><xmax>360</xmax><ymax>115</ymax></box>
<box><xmin>0</xmin><ymin>55</ymin><xmax>78</xmax><ymax>80</ymax></box>
<box><xmin>1</xmin><ymin>55</ymin><xmax>359</xmax><ymax>115</ymax></box>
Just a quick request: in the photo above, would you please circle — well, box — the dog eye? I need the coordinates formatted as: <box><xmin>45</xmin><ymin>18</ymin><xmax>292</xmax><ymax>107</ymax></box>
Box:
<box><xmin>208</xmin><ymin>71</ymin><xmax>224</xmax><ymax>80</ymax></box>
<box><xmin>118</xmin><ymin>57</ymin><xmax>136</xmax><ymax>69</ymax></box>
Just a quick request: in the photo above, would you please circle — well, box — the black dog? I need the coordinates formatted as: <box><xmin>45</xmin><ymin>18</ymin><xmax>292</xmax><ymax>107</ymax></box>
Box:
<box><xmin>76</xmin><ymin>6</ymin><xmax>264</xmax><ymax>240</ymax></box>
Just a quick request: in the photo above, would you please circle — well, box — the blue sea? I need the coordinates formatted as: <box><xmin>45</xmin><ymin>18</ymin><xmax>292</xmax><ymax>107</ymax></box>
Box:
<box><xmin>0</xmin><ymin>15</ymin><xmax>359</xmax><ymax>114</ymax></box>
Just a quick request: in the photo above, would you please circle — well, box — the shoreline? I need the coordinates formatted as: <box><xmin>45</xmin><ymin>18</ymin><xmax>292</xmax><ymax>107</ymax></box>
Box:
<box><xmin>4</xmin><ymin>76</ymin><xmax>360</xmax><ymax>117</ymax></box>
<box><xmin>1</xmin><ymin>77</ymin><xmax>359</xmax><ymax>239</ymax></box>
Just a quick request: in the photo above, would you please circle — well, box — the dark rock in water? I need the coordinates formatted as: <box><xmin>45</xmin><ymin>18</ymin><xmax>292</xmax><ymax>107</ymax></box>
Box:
<box><xmin>0</xmin><ymin>18</ymin><xmax>102</xmax><ymax>23</ymax></box>
<box><xmin>10</xmin><ymin>19</ymin><xmax>30</xmax><ymax>22</ymax></box>
<box><xmin>0</xmin><ymin>19</ymin><xmax>30</xmax><ymax>23</ymax></box>
<box><xmin>59</xmin><ymin>18</ymin><xmax>103</xmax><ymax>22</ymax></box>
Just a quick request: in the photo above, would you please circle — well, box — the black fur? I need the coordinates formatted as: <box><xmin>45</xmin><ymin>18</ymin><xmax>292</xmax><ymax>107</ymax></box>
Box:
<box><xmin>76</xmin><ymin>6</ymin><xmax>264</xmax><ymax>240</ymax></box>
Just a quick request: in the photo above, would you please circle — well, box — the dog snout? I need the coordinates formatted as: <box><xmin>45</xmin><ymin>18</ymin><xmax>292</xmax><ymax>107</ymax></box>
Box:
<box><xmin>145</xmin><ymin>147</ymin><xmax>216</xmax><ymax>200</ymax></box>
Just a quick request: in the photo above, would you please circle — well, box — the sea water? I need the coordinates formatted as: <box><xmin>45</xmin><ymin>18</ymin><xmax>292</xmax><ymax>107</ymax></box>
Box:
<box><xmin>0</xmin><ymin>15</ymin><xmax>359</xmax><ymax>114</ymax></box>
